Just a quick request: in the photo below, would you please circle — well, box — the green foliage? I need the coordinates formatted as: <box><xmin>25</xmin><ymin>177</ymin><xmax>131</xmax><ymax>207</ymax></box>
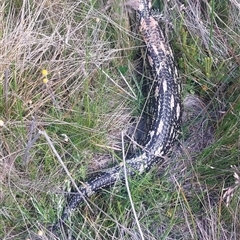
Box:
<box><xmin>0</xmin><ymin>0</ymin><xmax>239</xmax><ymax>239</ymax></box>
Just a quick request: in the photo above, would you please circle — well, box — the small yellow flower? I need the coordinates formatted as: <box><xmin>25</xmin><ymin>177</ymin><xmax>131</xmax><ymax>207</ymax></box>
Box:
<box><xmin>43</xmin><ymin>78</ymin><xmax>49</xmax><ymax>84</ymax></box>
<box><xmin>41</xmin><ymin>69</ymin><xmax>48</xmax><ymax>76</ymax></box>
<box><xmin>167</xmin><ymin>208</ymin><xmax>174</xmax><ymax>217</ymax></box>
<box><xmin>202</xmin><ymin>85</ymin><xmax>208</xmax><ymax>91</ymax></box>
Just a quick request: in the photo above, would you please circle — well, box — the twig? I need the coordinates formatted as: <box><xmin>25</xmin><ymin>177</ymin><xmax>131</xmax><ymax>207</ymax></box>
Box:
<box><xmin>39</xmin><ymin>130</ymin><xmax>91</xmax><ymax>209</ymax></box>
<box><xmin>23</xmin><ymin>117</ymin><xmax>40</xmax><ymax>165</ymax></box>
<box><xmin>121</xmin><ymin>131</ymin><xmax>145</xmax><ymax>240</ymax></box>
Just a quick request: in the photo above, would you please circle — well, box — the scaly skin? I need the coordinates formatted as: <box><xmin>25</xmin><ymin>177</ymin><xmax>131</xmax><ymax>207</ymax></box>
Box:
<box><xmin>52</xmin><ymin>0</ymin><xmax>182</xmax><ymax>230</ymax></box>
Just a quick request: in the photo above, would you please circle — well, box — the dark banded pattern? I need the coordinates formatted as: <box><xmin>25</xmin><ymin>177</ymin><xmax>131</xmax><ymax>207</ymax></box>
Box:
<box><xmin>53</xmin><ymin>0</ymin><xmax>182</xmax><ymax>230</ymax></box>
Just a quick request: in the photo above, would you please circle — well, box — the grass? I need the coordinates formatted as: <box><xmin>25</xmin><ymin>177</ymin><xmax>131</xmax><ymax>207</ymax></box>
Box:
<box><xmin>0</xmin><ymin>0</ymin><xmax>239</xmax><ymax>239</ymax></box>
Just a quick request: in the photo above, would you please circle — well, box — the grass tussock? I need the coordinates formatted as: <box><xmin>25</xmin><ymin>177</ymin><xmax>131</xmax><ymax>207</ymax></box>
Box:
<box><xmin>0</xmin><ymin>0</ymin><xmax>239</xmax><ymax>239</ymax></box>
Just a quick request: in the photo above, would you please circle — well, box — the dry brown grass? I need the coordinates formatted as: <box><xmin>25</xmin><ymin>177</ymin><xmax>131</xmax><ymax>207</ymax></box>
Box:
<box><xmin>0</xmin><ymin>0</ymin><xmax>239</xmax><ymax>239</ymax></box>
